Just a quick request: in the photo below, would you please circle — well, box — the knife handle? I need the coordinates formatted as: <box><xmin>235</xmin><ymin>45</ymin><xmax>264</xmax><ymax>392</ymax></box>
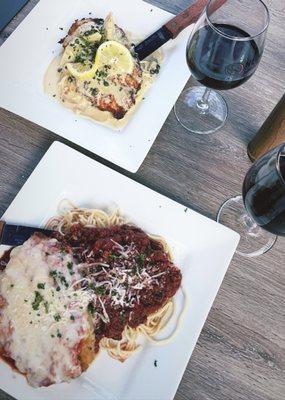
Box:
<box><xmin>165</xmin><ymin>0</ymin><xmax>227</xmax><ymax>39</ymax></box>
<box><xmin>164</xmin><ymin>0</ymin><xmax>208</xmax><ymax>39</ymax></box>
<box><xmin>0</xmin><ymin>221</ymin><xmax>5</xmax><ymax>244</ymax></box>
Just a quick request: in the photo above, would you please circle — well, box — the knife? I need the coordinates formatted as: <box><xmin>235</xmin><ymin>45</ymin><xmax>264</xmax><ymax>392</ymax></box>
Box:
<box><xmin>135</xmin><ymin>0</ymin><xmax>227</xmax><ymax>60</ymax></box>
<box><xmin>0</xmin><ymin>221</ymin><xmax>51</xmax><ymax>246</ymax></box>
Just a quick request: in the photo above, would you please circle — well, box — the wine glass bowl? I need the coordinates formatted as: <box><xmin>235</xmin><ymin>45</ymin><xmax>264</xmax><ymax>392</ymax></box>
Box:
<box><xmin>174</xmin><ymin>0</ymin><xmax>270</xmax><ymax>135</ymax></box>
<box><xmin>243</xmin><ymin>144</ymin><xmax>285</xmax><ymax>236</ymax></box>
<box><xmin>217</xmin><ymin>143</ymin><xmax>285</xmax><ymax>258</ymax></box>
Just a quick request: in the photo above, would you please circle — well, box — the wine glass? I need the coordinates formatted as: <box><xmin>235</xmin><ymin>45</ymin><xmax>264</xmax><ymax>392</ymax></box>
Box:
<box><xmin>174</xmin><ymin>0</ymin><xmax>270</xmax><ymax>135</ymax></box>
<box><xmin>217</xmin><ymin>143</ymin><xmax>285</xmax><ymax>257</ymax></box>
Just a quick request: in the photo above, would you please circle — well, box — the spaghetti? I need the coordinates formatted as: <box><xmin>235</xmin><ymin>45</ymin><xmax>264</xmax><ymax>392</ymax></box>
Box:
<box><xmin>46</xmin><ymin>200</ymin><xmax>185</xmax><ymax>362</ymax></box>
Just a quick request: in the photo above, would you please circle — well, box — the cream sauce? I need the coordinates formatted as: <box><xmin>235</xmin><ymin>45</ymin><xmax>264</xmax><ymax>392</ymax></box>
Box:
<box><xmin>44</xmin><ymin>24</ymin><xmax>162</xmax><ymax>131</ymax></box>
<box><xmin>44</xmin><ymin>55</ymin><xmax>158</xmax><ymax>130</ymax></box>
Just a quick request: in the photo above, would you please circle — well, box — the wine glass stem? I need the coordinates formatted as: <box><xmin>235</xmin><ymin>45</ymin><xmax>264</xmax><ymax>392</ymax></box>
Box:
<box><xmin>240</xmin><ymin>211</ymin><xmax>257</xmax><ymax>230</ymax></box>
<box><xmin>196</xmin><ymin>87</ymin><xmax>211</xmax><ymax>114</ymax></box>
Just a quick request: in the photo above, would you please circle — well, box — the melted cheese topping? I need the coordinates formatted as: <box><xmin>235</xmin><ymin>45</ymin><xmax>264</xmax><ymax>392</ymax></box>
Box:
<box><xmin>0</xmin><ymin>236</ymin><xmax>91</xmax><ymax>387</ymax></box>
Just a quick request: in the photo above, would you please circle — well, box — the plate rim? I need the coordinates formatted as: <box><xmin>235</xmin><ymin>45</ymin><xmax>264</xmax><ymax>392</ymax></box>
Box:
<box><xmin>0</xmin><ymin>140</ymin><xmax>240</xmax><ymax>400</ymax></box>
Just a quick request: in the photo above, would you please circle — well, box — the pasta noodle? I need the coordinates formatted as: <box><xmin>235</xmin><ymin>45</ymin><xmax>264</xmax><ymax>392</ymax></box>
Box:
<box><xmin>46</xmin><ymin>200</ymin><xmax>187</xmax><ymax>362</ymax></box>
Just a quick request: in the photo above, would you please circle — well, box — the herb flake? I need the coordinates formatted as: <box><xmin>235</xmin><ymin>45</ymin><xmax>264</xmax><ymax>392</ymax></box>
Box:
<box><xmin>32</xmin><ymin>291</ymin><xmax>44</xmax><ymax>311</ymax></box>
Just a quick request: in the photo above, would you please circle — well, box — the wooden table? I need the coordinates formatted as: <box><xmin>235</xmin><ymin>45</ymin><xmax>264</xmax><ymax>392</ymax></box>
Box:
<box><xmin>0</xmin><ymin>1</ymin><xmax>284</xmax><ymax>399</ymax></box>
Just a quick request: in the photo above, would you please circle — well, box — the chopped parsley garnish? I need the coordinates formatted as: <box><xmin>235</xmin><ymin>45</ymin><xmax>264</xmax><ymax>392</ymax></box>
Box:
<box><xmin>83</xmin><ymin>27</ymin><xmax>98</xmax><ymax>36</ymax></box>
<box><xmin>103</xmin><ymin>80</ymin><xmax>109</xmax><ymax>86</ymax></box>
<box><xmin>96</xmin><ymin>70</ymin><xmax>108</xmax><ymax>78</ymax></box>
<box><xmin>71</xmin><ymin>39</ymin><xmax>99</xmax><ymax>65</ymax></box>
<box><xmin>70</xmin><ymin>315</ymin><xmax>75</xmax><ymax>321</ymax></box>
<box><xmin>32</xmin><ymin>291</ymin><xmax>44</xmax><ymax>310</ymax></box>
<box><xmin>54</xmin><ymin>313</ymin><xmax>61</xmax><ymax>322</ymax></box>
<box><xmin>108</xmin><ymin>253</ymin><xmax>117</xmax><ymax>261</ymax></box>
<box><xmin>88</xmin><ymin>282</ymin><xmax>96</xmax><ymax>290</ymax></box>
<box><xmin>90</xmin><ymin>87</ymin><xmax>98</xmax><ymax>96</ymax></box>
<box><xmin>51</xmin><ymin>334</ymin><xmax>55</xmax><ymax>338</ymax></box>
<box><xmin>136</xmin><ymin>254</ymin><xmax>145</xmax><ymax>267</ymax></box>
<box><xmin>50</xmin><ymin>270</ymin><xmax>69</xmax><ymax>288</ymax></box>
<box><xmin>37</xmin><ymin>283</ymin><xmax>45</xmax><ymax>289</ymax></box>
<box><xmin>10</xmin><ymin>284</ymin><xmax>14</xmax><ymax>288</ymax></box>
<box><xmin>74</xmin><ymin>54</ymin><xmax>86</xmax><ymax>64</ymax></box>
<box><xmin>67</xmin><ymin>262</ymin><xmax>73</xmax><ymax>270</ymax></box>
<box><xmin>59</xmin><ymin>275</ymin><xmax>69</xmax><ymax>288</ymax></box>
<box><xmin>56</xmin><ymin>329</ymin><xmax>62</xmax><ymax>338</ymax></box>
<box><xmin>132</xmin><ymin>254</ymin><xmax>146</xmax><ymax>275</ymax></box>
<box><xmin>49</xmin><ymin>270</ymin><xmax>58</xmax><ymax>278</ymax></box>
<box><xmin>24</xmin><ymin>299</ymin><xmax>28</xmax><ymax>303</ymax></box>
<box><xmin>94</xmin><ymin>286</ymin><xmax>106</xmax><ymax>296</ymax></box>
<box><xmin>87</xmin><ymin>303</ymin><xmax>96</xmax><ymax>316</ymax></box>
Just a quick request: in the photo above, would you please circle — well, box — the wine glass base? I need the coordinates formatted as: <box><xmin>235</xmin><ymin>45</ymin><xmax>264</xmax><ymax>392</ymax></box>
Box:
<box><xmin>217</xmin><ymin>195</ymin><xmax>277</xmax><ymax>257</ymax></box>
<box><xmin>174</xmin><ymin>86</ymin><xmax>228</xmax><ymax>134</ymax></box>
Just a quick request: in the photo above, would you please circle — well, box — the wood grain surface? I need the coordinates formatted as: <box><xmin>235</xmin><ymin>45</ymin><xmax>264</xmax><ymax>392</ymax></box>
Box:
<box><xmin>0</xmin><ymin>1</ymin><xmax>285</xmax><ymax>399</ymax></box>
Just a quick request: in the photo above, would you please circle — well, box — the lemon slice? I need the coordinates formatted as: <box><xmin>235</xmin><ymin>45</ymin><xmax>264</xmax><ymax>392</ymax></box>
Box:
<box><xmin>66</xmin><ymin>40</ymin><xmax>134</xmax><ymax>81</ymax></box>
<box><xmin>66</xmin><ymin>62</ymin><xmax>97</xmax><ymax>81</ymax></box>
<box><xmin>94</xmin><ymin>41</ymin><xmax>134</xmax><ymax>74</ymax></box>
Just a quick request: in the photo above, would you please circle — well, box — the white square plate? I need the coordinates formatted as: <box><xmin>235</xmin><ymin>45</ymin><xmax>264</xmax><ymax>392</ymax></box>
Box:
<box><xmin>0</xmin><ymin>0</ymin><xmax>192</xmax><ymax>173</ymax></box>
<box><xmin>0</xmin><ymin>142</ymin><xmax>239</xmax><ymax>400</ymax></box>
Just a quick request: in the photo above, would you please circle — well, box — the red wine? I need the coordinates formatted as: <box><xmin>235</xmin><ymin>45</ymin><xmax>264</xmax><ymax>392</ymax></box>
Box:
<box><xmin>187</xmin><ymin>24</ymin><xmax>260</xmax><ymax>90</ymax></box>
<box><xmin>242</xmin><ymin>146</ymin><xmax>285</xmax><ymax>236</ymax></box>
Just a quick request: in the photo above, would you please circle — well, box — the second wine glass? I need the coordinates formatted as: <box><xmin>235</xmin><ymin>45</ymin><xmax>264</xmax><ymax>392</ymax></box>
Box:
<box><xmin>174</xmin><ymin>0</ymin><xmax>269</xmax><ymax>135</ymax></box>
<box><xmin>217</xmin><ymin>143</ymin><xmax>285</xmax><ymax>257</ymax></box>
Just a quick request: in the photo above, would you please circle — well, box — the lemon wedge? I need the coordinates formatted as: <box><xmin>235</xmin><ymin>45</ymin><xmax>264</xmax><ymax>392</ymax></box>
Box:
<box><xmin>94</xmin><ymin>41</ymin><xmax>134</xmax><ymax>75</ymax></box>
<box><xmin>84</xmin><ymin>32</ymin><xmax>102</xmax><ymax>43</ymax></box>
<box><xmin>60</xmin><ymin>38</ymin><xmax>85</xmax><ymax>65</ymax></box>
<box><xmin>66</xmin><ymin>62</ymin><xmax>97</xmax><ymax>81</ymax></box>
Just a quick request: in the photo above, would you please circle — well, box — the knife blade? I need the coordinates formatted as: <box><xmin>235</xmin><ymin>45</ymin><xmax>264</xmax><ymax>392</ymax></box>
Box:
<box><xmin>135</xmin><ymin>0</ymin><xmax>227</xmax><ymax>60</ymax></box>
<box><xmin>0</xmin><ymin>221</ymin><xmax>52</xmax><ymax>246</ymax></box>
